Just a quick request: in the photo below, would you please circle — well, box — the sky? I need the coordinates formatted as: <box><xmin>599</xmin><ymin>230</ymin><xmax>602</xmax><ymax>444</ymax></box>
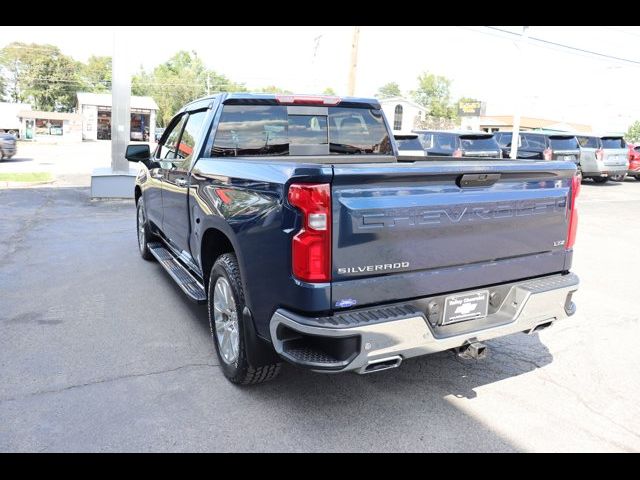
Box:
<box><xmin>1</xmin><ymin>25</ymin><xmax>639</xmax><ymax>132</ymax></box>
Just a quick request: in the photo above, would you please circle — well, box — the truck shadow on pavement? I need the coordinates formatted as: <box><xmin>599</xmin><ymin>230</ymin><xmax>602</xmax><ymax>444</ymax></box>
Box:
<box><xmin>180</xmin><ymin>295</ymin><xmax>553</xmax><ymax>451</ymax></box>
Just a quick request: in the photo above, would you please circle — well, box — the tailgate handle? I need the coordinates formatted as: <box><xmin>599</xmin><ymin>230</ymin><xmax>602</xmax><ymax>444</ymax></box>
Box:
<box><xmin>457</xmin><ymin>173</ymin><xmax>501</xmax><ymax>188</ymax></box>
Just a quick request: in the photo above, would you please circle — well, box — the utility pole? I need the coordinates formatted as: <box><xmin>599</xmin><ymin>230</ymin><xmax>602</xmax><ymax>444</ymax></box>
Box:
<box><xmin>347</xmin><ymin>26</ymin><xmax>360</xmax><ymax>96</ymax></box>
<box><xmin>510</xmin><ymin>26</ymin><xmax>529</xmax><ymax>160</ymax></box>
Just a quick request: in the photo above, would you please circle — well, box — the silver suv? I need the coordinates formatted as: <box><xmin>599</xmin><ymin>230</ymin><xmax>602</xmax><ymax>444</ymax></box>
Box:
<box><xmin>0</xmin><ymin>133</ymin><xmax>17</xmax><ymax>161</ymax></box>
<box><xmin>576</xmin><ymin>134</ymin><xmax>628</xmax><ymax>183</ymax></box>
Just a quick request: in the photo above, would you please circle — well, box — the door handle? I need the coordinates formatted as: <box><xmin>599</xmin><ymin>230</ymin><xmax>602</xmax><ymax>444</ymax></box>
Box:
<box><xmin>457</xmin><ymin>173</ymin><xmax>501</xmax><ymax>188</ymax></box>
<box><xmin>175</xmin><ymin>178</ymin><xmax>188</xmax><ymax>187</ymax></box>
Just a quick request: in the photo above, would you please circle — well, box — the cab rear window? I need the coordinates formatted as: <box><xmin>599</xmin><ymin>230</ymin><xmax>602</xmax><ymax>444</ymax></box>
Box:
<box><xmin>549</xmin><ymin>136</ymin><xmax>579</xmax><ymax>150</ymax></box>
<box><xmin>459</xmin><ymin>135</ymin><xmax>499</xmax><ymax>151</ymax></box>
<box><xmin>395</xmin><ymin>136</ymin><xmax>423</xmax><ymax>151</ymax></box>
<box><xmin>577</xmin><ymin>136</ymin><xmax>600</xmax><ymax>148</ymax></box>
<box><xmin>210</xmin><ymin>105</ymin><xmax>392</xmax><ymax>156</ymax></box>
<box><xmin>601</xmin><ymin>137</ymin><xmax>626</xmax><ymax>149</ymax></box>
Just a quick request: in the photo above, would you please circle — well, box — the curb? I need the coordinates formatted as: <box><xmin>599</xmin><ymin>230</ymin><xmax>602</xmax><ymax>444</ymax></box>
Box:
<box><xmin>0</xmin><ymin>180</ymin><xmax>56</xmax><ymax>188</ymax></box>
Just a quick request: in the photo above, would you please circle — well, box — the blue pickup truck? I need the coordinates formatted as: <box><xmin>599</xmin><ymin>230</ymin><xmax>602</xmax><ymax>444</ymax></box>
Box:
<box><xmin>126</xmin><ymin>93</ymin><xmax>580</xmax><ymax>385</ymax></box>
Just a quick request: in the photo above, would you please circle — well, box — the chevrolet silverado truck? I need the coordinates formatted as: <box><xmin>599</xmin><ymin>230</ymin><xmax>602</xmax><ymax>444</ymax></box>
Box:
<box><xmin>126</xmin><ymin>93</ymin><xmax>580</xmax><ymax>385</ymax></box>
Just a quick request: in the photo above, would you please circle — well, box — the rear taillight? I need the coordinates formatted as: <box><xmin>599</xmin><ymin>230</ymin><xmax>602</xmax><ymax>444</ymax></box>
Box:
<box><xmin>596</xmin><ymin>148</ymin><xmax>604</xmax><ymax>161</ymax></box>
<box><xmin>543</xmin><ymin>147</ymin><xmax>553</xmax><ymax>161</ymax></box>
<box><xmin>566</xmin><ymin>174</ymin><xmax>580</xmax><ymax>250</ymax></box>
<box><xmin>453</xmin><ymin>148</ymin><xmax>462</xmax><ymax>158</ymax></box>
<box><xmin>288</xmin><ymin>183</ymin><xmax>331</xmax><ymax>282</ymax></box>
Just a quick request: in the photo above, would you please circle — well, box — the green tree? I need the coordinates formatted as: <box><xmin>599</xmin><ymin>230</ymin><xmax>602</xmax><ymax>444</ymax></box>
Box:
<box><xmin>625</xmin><ymin>121</ymin><xmax>640</xmax><ymax>143</ymax></box>
<box><xmin>0</xmin><ymin>42</ymin><xmax>83</xmax><ymax>111</ymax></box>
<box><xmin>411</xmin><ymin>72</ymin><xmax>457</xmax><ymax>120</ymax></box>
<box><xmin>375</xmin><ymin>82</ymin><xmax>401</xmax><ymax>99</ymax></box>
<box><xmin>0</xmin><ymin>42</ymin><xmax>39</xmax><ymax>103</ymax></box>
<box><xmin>132</xmin><ymin>51</ymin><xmax>246</xmax><ymax>127</ymax></box>
<box><xmin>0</xmin><ymin>74</ymin><xmax>6</xmax><ymax>101</ymax></box>
<box><xmin>24</xmin><ymin>53</ymin><xmax>84</xmax><ymax>111</ymax></box>
<box><xmin>82</xmin><ymin>55</ymin><xmax>111</xmax><ymax>92</ymax></box>
<box><xmin>323</xmin><ymin>87</ymin><xmax>336</xmax><ymax>95</ymax></box>
<box><xmin>257</xmin><ymin>85</ymin><xmax>292</xmax><ymax>94</ymax></box>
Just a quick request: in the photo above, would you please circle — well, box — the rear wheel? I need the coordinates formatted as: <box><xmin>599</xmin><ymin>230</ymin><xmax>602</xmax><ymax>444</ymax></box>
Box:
<box><xmin>635</xmin><ymin>175</ymin><xmax>640</xmax><ymax>181</ymax></box>
<box><xmin>610</xmin><ymin>173</ymin><xmax>627</xmax><ymax>182</ymax></box>
<box><xmin>208</xmin><ymin>253</ymin><xmax>281</xmax><ymax>385</ymax></box>
<box><xmin>593</xmin><ymin>177</ymin><xmax>608</xmax><ymax>184</ymax></box>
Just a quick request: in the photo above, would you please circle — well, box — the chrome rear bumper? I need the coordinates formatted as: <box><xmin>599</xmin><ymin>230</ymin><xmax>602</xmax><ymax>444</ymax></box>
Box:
<box><xmin>270</xmin><ymin>273</ymin><xmax>579</xmax><ymax>374</ymax></box>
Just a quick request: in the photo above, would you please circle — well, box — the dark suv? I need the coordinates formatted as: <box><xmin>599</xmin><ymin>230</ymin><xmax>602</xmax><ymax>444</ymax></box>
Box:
<box><xmin>494</xmin><ymin>131</ymin><xmax>580</xmax><ymax>163</ymax></box>
<box><xmin>414</xmin><ymin>130</ymin><xmax>502</xmax><ymax>158</ymax></box>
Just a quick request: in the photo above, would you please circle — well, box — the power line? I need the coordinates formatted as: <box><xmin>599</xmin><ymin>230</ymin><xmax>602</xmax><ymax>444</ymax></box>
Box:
<box><xmin>483</xmin><ymin>26</ymin><xmax>640</xmax><ymax>66</ymax></box>
<box><xmin>600</xmin><ymin>26</ymin><xmax>640</xmax><ymax>39</ymax></box>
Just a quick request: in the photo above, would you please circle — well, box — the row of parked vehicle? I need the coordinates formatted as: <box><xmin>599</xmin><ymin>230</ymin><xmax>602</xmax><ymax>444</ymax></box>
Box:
<box><xmin>394</xmin><ymin>129</ymin><xmax>640</xmax><ymax>183</ymax></box>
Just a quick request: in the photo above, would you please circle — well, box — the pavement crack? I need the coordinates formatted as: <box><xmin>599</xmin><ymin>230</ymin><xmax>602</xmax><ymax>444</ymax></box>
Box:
<box><xmin>0</xmin><ymin>363</ymin><xmax>218</xmax><ymax>404</ymax></box>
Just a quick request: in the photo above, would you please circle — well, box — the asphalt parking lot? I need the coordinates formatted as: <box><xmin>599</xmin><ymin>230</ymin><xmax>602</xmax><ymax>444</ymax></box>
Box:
<box><xmin>1</xmin><ymin>146</ymin><xmax>640</xmax><ymax>452</ymax></box>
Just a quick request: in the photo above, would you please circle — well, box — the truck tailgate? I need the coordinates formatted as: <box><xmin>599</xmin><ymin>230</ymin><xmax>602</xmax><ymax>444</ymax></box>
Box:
<box><xmin>330</xmin><ymin>159</ymin><xmax>577</xmax><ymax>308</ymax></box>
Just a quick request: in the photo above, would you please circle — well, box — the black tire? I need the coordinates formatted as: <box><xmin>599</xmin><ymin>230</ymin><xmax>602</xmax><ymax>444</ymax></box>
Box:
<box><xmin>593</xmin><ymin>177</ymin><xmax>608</xmax><ymax>184</ymax></box>
<box><xmin>610</xmin><ymin>173</ymin><xmax>627</xmax><ymax>182</ymax></box>
<box><xmin>136</xmin><ymin>197</ymin><xmax>156</xmax><ymax>261</ymax></box>
<box><xmin>208</xmin><ymin>253</ymin><xmax>281</xmax><ymax>385</ymax></box>
<box><xmin>635</xmin><ymin>175</ymin><xmax>640</xmax><ymax>181</ymax></box>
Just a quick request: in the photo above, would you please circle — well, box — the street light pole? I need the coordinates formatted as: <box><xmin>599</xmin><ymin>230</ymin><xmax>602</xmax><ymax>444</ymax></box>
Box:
<box><xmin>510</xmin><ymin>26</ymin><xmax>529</xmax><ymax>159</ymax></box>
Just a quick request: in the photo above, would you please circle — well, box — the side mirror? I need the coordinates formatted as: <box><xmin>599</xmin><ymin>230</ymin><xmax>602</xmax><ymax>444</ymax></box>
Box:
<box><xmin>125</xmin><ymin>144</ymin><xmax>151</xmax><ymax>163</ymax></box>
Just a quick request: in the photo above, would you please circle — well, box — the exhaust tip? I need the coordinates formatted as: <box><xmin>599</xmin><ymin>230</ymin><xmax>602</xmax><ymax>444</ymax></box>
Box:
<box><xmin>528</xmin><ymin>321</ymin><xmax>554</xmax><ymax>334</ymax></box>
<box><xmin>362</xmin><ymin>356</ymin><xmax>402</xmax><ymax>373</ymax></box>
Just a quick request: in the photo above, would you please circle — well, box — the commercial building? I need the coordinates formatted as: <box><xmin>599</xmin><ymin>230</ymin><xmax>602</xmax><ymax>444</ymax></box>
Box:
<box><xmin>17</xmin><ymin>110</ymin><xmax>83</xmax><ymax>142</ymax></box>
<box><xmin>77</xmin><ymin>92</ymin><xmax>159</xmax><ymax>141</ymax></box>
<box><xmin>461</xmin><ymin>115</ymin><xmax>592</xmax><ymax>133</ymax></box>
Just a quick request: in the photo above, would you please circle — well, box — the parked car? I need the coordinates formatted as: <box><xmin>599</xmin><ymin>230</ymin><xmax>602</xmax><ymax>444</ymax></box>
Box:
<box><xmin>394</xmin><ymin>133</ymin><xmax>426</xmax><ymax>158</ymax></box>
<box><xmin>0</xmin><ymin>132</ymin><xmax>17</xmax><ymax>161</ymax></box>
<box><xmin>575</xmin><ymin>134</ymin><xmax>628</xmax><ymax>183</ymax></box>
<box><xmin>126</xmin><ymin>92</ymin><xmax>579</xmax><ymax>385</ymax></box>
<box><xmin>414</xmin><ymin>130</ymin><xmax>502</xmax><ymax>158</ymax></box>
<box><xmin>494</xmin><ymin>131</ymin><xmax>580</xmax><ymax>163</ymax></box>
<box><xmin>627</xmin><ymin>143</ymin><xmax>640</xmax><ymax>181</ymax></box>
<box><xmin>600</xmin><ymin>135</ymin><xmax>629</xmax><ymax>182</ymax></box>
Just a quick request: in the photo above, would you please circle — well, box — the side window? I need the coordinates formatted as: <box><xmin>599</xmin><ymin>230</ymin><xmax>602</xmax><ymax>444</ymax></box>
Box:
<box><xmin>175</xmin><ymin>110</ymin><xmax>208</xmax><ymax>166</ymax></box>
<box><xmin>158</xmin><ymin>114</ymin><xmax>187</xmax><ymax>160</ymax></box>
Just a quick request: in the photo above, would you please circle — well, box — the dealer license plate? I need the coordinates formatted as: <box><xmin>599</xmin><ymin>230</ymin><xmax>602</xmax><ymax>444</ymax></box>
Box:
<box><xmin>442</xmin><ymin>290</ymin><xmax>490</xmax><ymax>325</ymax></box>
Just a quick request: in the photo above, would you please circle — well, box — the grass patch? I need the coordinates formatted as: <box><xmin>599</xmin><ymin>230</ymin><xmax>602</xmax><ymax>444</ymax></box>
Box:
<box><xmin>0</xmin><ymin>172</ymin><xmax>52</xmax><ymax>182</ymax></box>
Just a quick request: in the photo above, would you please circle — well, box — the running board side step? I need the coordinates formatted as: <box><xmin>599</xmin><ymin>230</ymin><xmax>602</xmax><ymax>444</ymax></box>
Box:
<box><xmin>148</xmin><ymin>242</ymin><xmax>207</xmax><ymax>303</ymax></box>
